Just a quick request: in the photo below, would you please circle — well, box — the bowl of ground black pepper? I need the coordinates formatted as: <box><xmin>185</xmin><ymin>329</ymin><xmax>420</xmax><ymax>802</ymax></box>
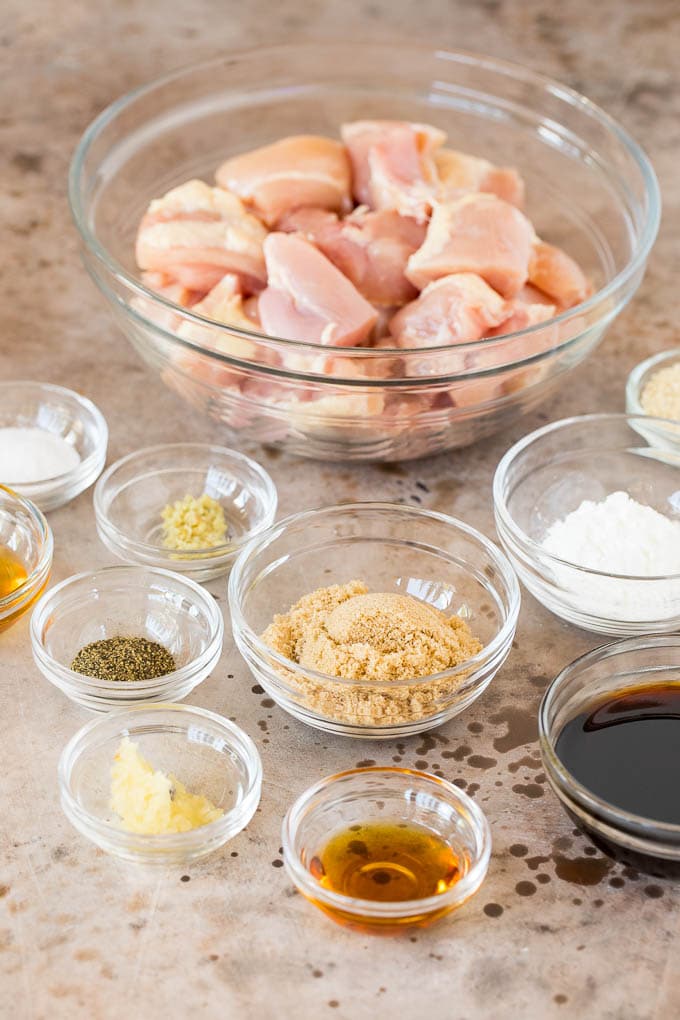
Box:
<box><xmin>229</xmin><ymin>503</ymin><xmax>520</xmax><ymax>738</ymax></box>
<box><xmin>30</xmin><ymin>565</ymin><xmax>223</xmax><ymax>711</ymax></box>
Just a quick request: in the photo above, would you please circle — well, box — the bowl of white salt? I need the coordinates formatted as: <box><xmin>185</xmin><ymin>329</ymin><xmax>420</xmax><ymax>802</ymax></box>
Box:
<box><xmin>0</xmin><ymin>381</ymin><xmax>108</xmax><ymax>511</ymax></box>
<box><xmin>493</xmin><ymin>413</ymin><xmax>680</xmax><ymax>636</ymax></box>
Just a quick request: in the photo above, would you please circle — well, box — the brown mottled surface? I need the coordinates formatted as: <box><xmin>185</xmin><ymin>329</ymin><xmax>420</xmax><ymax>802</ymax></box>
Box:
<box><xmin>2</xmin><ymin>2</ymin><xmax>679</xmax><ymax>1018</ymax></box>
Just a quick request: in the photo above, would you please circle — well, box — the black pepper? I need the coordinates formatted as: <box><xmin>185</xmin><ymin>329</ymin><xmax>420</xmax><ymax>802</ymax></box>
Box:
<box><xmin>70</xmin><ymin>636</ymin><xmax>176</xmax><ymax>682</ymax></box>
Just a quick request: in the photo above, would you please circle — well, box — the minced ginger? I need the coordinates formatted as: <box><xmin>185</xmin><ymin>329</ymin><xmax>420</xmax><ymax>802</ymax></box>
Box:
<box><xmin>161</xmin><ymin>493</ymin><xmax>228</xmax><ymax>551</ymax></box>
<box><xmin>110</xmin><ymin>737</ymin><xmax>223</xmax><ymax>835</ymax></box>
<box><xmin>262</xmin><ymin>581</ymin><xmax>483</xmax><ymax>726</ymax></box>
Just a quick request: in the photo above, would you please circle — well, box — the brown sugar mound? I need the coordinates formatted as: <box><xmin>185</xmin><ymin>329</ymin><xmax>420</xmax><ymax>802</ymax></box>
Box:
<box><xmin>261</xmin><ymin>581</ymin><xmax>483</xmax><ymax>726</ymax></box>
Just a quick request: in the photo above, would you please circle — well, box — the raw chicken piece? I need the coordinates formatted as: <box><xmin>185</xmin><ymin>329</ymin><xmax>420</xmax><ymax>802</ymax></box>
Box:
<box><xmin>341</xmin><ymin>120</ymin><xmax>445</xmax><ymax>222</ymax></box>
<box><xmin>406</xmin><ymin>193</ymin><xmax>535</xmax><ymax>298</ymax></box>
<box><xmin>528</xmin><ymin>241</ymin><xmax>592</xmax><ymax>308</ymax></box>
<box><xmin>278</xmin><ymin>206</ymin><xmax>426</xmax><ymax>306</ymax></box>
<box><xmin>135</xmin><ymin>180</ymin><xmax>267</xmax><ymax>295</ymax></box>
<box><xmin>215</xmin><ymin>136</ymin><xmax>352</xmax><ymax>227</ymax></box>
<box><xmin>258</xmin><ymin>233</ymin><xmax>378</xmax><ymax>346</ymax></box>
<box><xmin>435</xmin><ymin>149</ymin><xmax>525</xmax><ymax>208</ymax></box>
<box><xmin>390</xmin><ymin>273</ymin><xmax>509</xmax><ymax>349</ymax></box>
<box><xmin>177</xmin><ymin>274</ymin><xmax>261</xmax><ymax>360</ymax></box>
<box><xmin>140</xmin><ymin>271</ymin><xmax>204</xmax><ymax>309</ymax></box>
<box><xmin>487</xmin><ymin>297</ymin><xmax>557</xmax><ymax>337</ymax></box>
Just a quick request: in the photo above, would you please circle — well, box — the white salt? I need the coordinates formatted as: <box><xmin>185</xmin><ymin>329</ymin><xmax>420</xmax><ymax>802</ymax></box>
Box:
<box><xmin>0</xmin><ymin>427</ymin><xmax>81</xmax><ymax>484</ymax></box>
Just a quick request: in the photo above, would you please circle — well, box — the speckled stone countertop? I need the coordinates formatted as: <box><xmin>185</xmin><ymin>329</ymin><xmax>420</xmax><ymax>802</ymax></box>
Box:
<box><xmin>2</xmin><ymin>2</ymin><xmax>679</xmax><ymax>1018</ymax></box>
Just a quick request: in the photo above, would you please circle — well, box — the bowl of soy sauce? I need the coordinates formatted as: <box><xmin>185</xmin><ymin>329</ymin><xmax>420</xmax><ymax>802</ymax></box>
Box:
<box><xmin>539</xmin><ymin>635</ymin><xmax>680</xmax><ymax>876</ymax></box>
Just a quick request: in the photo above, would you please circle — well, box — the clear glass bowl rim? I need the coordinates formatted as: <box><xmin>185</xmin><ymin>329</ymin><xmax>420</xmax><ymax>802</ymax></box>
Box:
<box><xmin>538</xmin><ymin>634</ymin><xmax>680</xmax><ymax>840</ymax></box>
<box><xmin>493</xmin><ymin>412</ymin><xmax>680</xmax><ymax>581</ymax></box>
<box><xmin>58</xmin><ymin>702</ymin><xmax>263</xmax><ymax>851</ymax></box>
<box><xmin>30</xmin><ymin>563</ymin><xmax>224</xmax><ymax>692</ymax></box>
<box><xmin>0</xmin><ymin>380</ymin><xmax>109</xmax><ymax>490</ymax></box>
<box><xmin>0</xmin><ymin>484</ymin><xmax>53</xmax><ymax>612</ymax></box>
<box><xmin>228</xmin><ymin>500</ymin><xmax>521</xmax><ymax>690</ymax></box>
<box><xmin>93</xmin><ymin>441</ymin><xmax>278</xmax><ymax>560</ymax></box>
<box><xmin>281</xmin><ymin>765</ymin><xmax>492</xmax><ymax>918</ymax></box>
<box><xmin>68</xmin><ymin>42</ymin><xmax>661</xmax><ymax>373</ymax></box>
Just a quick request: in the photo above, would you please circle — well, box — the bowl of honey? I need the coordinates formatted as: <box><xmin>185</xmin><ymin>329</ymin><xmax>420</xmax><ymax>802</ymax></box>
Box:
<box><xmin>0</xmin><ymin>486</ymin><xmax>53</xmax><ymax>632</ymax></box>
<box><xmin>282</xmin><ymin>767</ymin><xmax>491</xmax><ymax>935</ymax></box>
<box><xmin>540</xmin><ymin>635</ymin><xmax>680</xmax><ymax>874</ymax></box>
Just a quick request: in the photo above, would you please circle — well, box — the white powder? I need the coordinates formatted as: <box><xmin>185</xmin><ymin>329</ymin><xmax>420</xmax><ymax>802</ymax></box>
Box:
<box><xmin>0</xmin><ymin>427</ymin><xmax>81</xmax><ymax>484</ymax></box>
<box><xmin>540</xmin><ymin>491</ymin><xmax>680</xmax><ymax>625</ymax></box>
<box><xmin>541</xmin><ymin>491</ymin><xmax>680</xmax><ymax>575</ymax></box>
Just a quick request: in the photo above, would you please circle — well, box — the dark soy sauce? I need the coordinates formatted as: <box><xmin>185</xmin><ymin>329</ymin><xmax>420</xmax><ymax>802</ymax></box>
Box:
<box><xmin>555</xmin><ymin>684</ymin><xmax>680</xmax><ymax>826</ymax></box>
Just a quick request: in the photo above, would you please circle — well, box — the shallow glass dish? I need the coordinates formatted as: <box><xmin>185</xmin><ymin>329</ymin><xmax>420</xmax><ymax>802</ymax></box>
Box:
<box><xmin>539</xmin><ymin>636</ymin><xmax>680</xmax><ymax>874</ymax></box>
<box><xmin>0</xmin><ymin>381</ymin><xmax>108</xmax><ymax>510</ymax></box>
<box><xmin>0</xmin><ymin>486</ymin><xmax>53</xmax><ymax>632</ymax></box>
<box><xmin>31</xmin><ymin>565</ymin><xmax>223</xmax><ymax>711</ymax></box>
<box><xmin>94</xmin><ymin>443</ymin><xmax>277</xmax><ymax>582</ymax></box>
<box><xmin>229</xmin><ymin>502</ymin><xmax>520</xmax><ymax>738</ymax></box>
<box><xmin>69</xmin><ymin>43</ymin><xmax>659</xmax><ymax>462</ymax></box>
<box><xmin>493</xmin><ymin>414</ymin><xmax>680</xmax><ymax>636</ymax></box>
<box><xmin>282</xmin><ymin>767</ymin><xmax>491</xmax><ymax>934</ymax></box>
<box><xmin>59</xmin><ymin>703</ymin><xmax>262</xmax><ymax>865</ymax></box>
<box><xmin>626</xmin><ymin>348</ymin><xmax>680</xmax><ymax>452</ymax></box>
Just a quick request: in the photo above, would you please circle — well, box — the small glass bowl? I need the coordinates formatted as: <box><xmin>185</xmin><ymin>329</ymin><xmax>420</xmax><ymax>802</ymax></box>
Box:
<box><xmin>30</xmin><ymin>565</ymin><xmax>223</xmax><ymax>711</ymax></box>
<box><xmin>94</xmin><ymin>443</ymin><xmax>277</xmax><ymax>582</ymax></box>
<box><xmin>282</xmin><ymin>767</ymin><xmax>491</xmax><ymax>934</ymax></box>
<box><xmin>493</xmin><ymin>413</ymin><xmax>680</xmax><ymax>636</ymax></box>
<box><xmin>0</xmin><ymin>486</ymin><xmax>53</xmax><ymax>631</ymax></box>
<box><xmin>58</xmin><ymin>703</ymin><xmax>262</xmax><ymax>865</ymax></box>
<box><xmin>0</xmin><ymin>381</ymin><xmax>108</xmax><ymax>511</ymax></box>
<box><xmin>539</xmin><ymin>636</ymin><xmax>680</xmax><ymax>874</ymax></box>
<box><xmin>626</xmin><ymin>348</ymin><xmax>680</xmax><ymax>452</ymax></box>
<box><xmin>229</xmin><ymin>502</ymin><xmax>520</xmax><ymax>738</ymax></box>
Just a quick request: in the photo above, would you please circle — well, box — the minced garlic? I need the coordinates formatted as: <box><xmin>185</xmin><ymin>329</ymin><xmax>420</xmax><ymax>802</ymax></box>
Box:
<box><xmin>161</xmin><ymin>492</ymin><xmax>228</xmax><ymax>551</ymax></box>
<box><xmin>110</xmin><ymin>737</ymin><xmax>223</xmax><ymax>834</ymax></box>
<box><xmin>640</xmin><ymin>361</ymin><xmax>680</xmax><ymax>421</ymax></box>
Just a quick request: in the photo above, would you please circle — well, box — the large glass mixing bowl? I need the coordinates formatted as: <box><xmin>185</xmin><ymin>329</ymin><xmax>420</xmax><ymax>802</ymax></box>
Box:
<box><xmin>70</xmin><ymin>44</ymin><xmax>660</xmax><ymax>462</ymax></box>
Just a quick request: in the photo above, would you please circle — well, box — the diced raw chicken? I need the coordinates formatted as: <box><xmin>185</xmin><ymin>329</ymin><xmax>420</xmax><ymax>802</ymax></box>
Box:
<box><xmin>435</xmin><ymin>149</ymin><xmax>525</xmax><ymax>208</ymax></box>
<box><xmin>140</xmin><ymin>271</ymin><xmax>204</xmax><ymax>309</ymax></box>
<box><xmin>487</xmin><ymin>297</ymin><xmax>557</xmax><ymax>337</ymax></box>
<box><xmin>135</xmin><ymin>180</ymin><xmax>267</xmax><ymax>295</ymax></box>
<box><xmin>278</xmin><ymin>206</ymin><xmax>426</xmax><ymax>306</ymax></box>
<box><xmin>258</xmin><ymin>233</ymin><xmax>378</xmax><ymax>346</ymax></box>
<box><xmin>406</xmin><ymin>193</ymin><xmax>535</xmax><ymax>298</ymax></box>
<box><xmin>528</xmin><ymin>241</ymin><xmax>592</xmax><ymax>308</ymax></box>
<box><xmin>177</xmin><ymin>274</ymin><xmax>261</xmax><ymax>360</ymax></box>
<box><xmin>215</xmin><ymin>136</ymin><xmax>352</xmax><ymax>227</ymax></box>
<box><xmin>390</xmin><ymin>273</ymin><xmax>509</xmax><ymax>349</ymax></box>
<box><xmin>341</xmin><ymin>121</ymin><xmax>445</xmax><ymax>222</ymax></box>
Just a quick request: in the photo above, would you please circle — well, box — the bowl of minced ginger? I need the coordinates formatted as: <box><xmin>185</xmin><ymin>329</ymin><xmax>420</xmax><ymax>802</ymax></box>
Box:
<box><xmin>229</xmin><ymin>503</ymin><xmax>520</xmax><ymax>737</ymax></box>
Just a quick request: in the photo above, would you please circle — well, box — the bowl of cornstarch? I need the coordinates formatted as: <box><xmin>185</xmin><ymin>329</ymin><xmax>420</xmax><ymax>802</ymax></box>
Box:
<box><xmin>0</xmin><ymin>381</ymin><xmax>108</xmax><ymax>511</ymax></box>
<box><xmin>493</xmin><ymin>414</ymin><xmax>680</xmax><ymax>635</ymax></box>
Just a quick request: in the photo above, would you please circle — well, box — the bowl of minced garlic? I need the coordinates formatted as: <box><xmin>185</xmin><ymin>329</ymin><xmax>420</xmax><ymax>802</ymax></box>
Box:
<box><xmin>58</xmin><ymin>704</ymin><xmax>262</xmax><ymax>864</ymax></box>
<box><xmin>229</xmin><ymin>503</ymin><xmax>520</xmax><ymax>737</ymax></box>
<box><xmin>627</xmin><ymin>348</ymin><xmax>680</xmax><ymax>447</ymax></box>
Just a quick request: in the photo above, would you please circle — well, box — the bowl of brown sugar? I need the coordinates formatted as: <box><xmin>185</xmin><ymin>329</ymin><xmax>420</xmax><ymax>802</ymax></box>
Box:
<box><xmin>229</xmin><ymin>503</ymin><xmax>520</xmax><ymax>738</ymax></box>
